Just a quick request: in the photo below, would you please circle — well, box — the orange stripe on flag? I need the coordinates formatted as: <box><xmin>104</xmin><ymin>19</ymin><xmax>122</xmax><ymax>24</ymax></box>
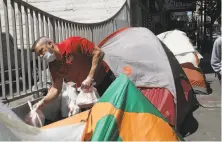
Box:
<box><xmin>118</xmin><ymin>112</ymin><xmax>179</xmax><ymax>141</ymax></box>
<box><xmin>82</xmin><ymin>102</ymin><xmax>179</xmax><ymax>141</ymax></box>
<box><xmin>41</xmin><ymin>110</ymin><xmax>90</xmax><ymax>129</ymax></box>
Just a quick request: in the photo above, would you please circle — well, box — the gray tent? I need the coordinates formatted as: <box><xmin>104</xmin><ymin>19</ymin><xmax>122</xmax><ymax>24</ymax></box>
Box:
<box><xmin>99</xmin><ymin>27</ymin><xmax>197</xmax><ymax>130</ymax></box>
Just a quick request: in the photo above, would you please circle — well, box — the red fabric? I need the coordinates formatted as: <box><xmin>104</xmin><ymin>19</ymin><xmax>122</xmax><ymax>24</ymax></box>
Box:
<box><xmin>138</xmin><ymin>87</ymin><xmax>175</xmax><ymax>126</ymax></box>
<box><xmin>182</xmin><ymin>63</ymin><xmax>207</xmax><ymax>89</ymax></box>
<box><xmin>56</xmin><ymin>37</ymin><xmax>95</xmax><ymax>56</ymax></box>
<box><xmin>49</xmin><ymin>36</ymin><xmax>109</xmax><ymax>87</ymax></box>
<box><xmin>180</xmin><ymin>79</ymin><xmax>192</xmax><ymax>101</ymax></box>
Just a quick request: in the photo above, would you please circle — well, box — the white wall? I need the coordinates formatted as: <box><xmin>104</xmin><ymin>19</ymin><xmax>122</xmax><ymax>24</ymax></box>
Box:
<box><xmin>26</xmin><ymin>0</ymin><xmax>126</xmax><ymax>23</ymax></box>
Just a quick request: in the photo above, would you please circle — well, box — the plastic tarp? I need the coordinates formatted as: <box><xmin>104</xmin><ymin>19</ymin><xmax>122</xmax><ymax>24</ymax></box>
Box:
<box><xmin>82</xmin><ymin>74</ymin><xmax>183</xmax><ymax>141</ymax></box>
<box><xmin>0</xmin><ymin>103</ymin><xmax>85</xmax><ymax>141</ymax></box>
<box><xmin>101</xmin><ymin>27</ymin><xmax>177</xmax><ymax>100</ymax></box>
<box><xmin>157</xmin><ymin>30</ymin><xmax>203</xmax><ymax>67</ymax></box>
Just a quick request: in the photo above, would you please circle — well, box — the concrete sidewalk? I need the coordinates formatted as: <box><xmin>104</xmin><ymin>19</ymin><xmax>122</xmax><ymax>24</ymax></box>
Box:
<box><xmin>183</xmin><ymin>51</ymin><xmax>221</xmax><ymax>142</ymax></box>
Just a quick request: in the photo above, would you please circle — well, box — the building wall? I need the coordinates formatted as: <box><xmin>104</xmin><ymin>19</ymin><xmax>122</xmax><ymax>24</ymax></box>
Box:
<box><xmin>0</xmin><ymin>0</ymin><xmax>129</xmax><ymax>50</ymax></box>
<box><xmin>25</xmin><ymin>0</ymin><xmax>126</xmax><ymax>23</ymax></box>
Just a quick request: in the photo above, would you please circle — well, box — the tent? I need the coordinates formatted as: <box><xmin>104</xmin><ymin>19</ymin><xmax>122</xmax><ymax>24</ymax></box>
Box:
<box><xmin>98</xmin><ymin>27</ymin><xmax>197</xmax><ymax>130</ymax></box>
<box><xmin>157</xmin><ymin>30</ymin><xmax>208</xmax><ymax>94</ymax></box>
<box><xmin>0</xmin><ymin>74</ymin><xmax>182</xmax><ymax>141</ymax></box>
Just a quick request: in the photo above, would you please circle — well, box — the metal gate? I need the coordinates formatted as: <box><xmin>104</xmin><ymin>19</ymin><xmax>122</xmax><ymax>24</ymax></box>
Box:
<box><xmin>0</xmin><ymin>0</ymin><xmax>130</xmax><ymax>104</ymax></box>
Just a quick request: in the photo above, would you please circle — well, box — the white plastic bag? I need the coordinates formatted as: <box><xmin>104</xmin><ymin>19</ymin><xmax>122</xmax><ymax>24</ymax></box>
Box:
<box><xmin>24</xmin><ymin>101</ymin><xmax>45</xmax><ymax>127</ymax></box>
<box><xmin>76</xmin><ymin>86</ymin><xmax>100</xmax><ymax>108</ymax></box>
<box><xmin>68</xmin><ymin>99</ymin><xmax>80</xmax><ymax>117</ymax></box>
<box><xmin>0</xmin><ymin>102</ymin><xmax>86</xmax><ymax>141</ymax></box>
<box><xmin>61</xmin><ymin>82</ymin><xmax>80</xmax><ymax>117</ymax></box>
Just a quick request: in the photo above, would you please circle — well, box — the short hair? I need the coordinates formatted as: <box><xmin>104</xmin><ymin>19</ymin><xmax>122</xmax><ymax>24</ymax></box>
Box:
<box><xmin>31</xmin><ymin>36</ymin><xmax>52</xmax><ymax>52</ymax></box>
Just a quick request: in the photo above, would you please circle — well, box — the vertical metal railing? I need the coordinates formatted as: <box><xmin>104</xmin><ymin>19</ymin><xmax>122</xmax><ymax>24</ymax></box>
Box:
<box><xmin>0</xmin><ymin>0</ymin><xmax>129</xmax><ymax>103</ymax></box>
<box><xmin>24</xmin><ymin>7</ymin><xmax>32</xmax><ymax>92</ymax></box>
<box><xmin>10</xmin><ymin>0</ymin><xmax>20</xmax><ymax>96</ymax></box>
<box><xmin>3</xmin><ymin>0</ymin><xmax>13</xmax><ymax>97</ymax></box>
<box><xmin>18</xmin><ymin>3</ymin><xmax>26</xmax><ymax>94</ymax></box>
<box><xmin>30</xmin><ymin>9</ymin><xmax>38</xmax><ymax>94</ymax></box>
<box><xmin>0</xmin><ymin>13</ymin><xmax>6</xmax><ymax>99</ymax></box>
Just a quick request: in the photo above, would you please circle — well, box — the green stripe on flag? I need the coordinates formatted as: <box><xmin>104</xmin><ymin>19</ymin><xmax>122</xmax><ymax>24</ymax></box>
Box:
<box><xmin>91</xmin><ymin>115</ymin><xmax>122</xmax><ymax>141</ymax></box>
<box><xmin>99</xmin><ymin>74</ymin><xmax>167</xmax><ymax>122</ymax></box>
<box><xmin>93</xmin><ymin>74</ymin><xmax>183</xmax><ymax>141</ymax></box>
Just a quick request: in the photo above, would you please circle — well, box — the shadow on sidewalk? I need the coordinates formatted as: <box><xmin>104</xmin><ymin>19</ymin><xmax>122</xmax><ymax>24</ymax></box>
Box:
<box><xmin>179</xmin><ymin>106</ymin><xmax>199</xmax><ymax>137</ymax></box>
<box><xmin>206</xmin><ymin>81</ymin><xmax>213</xmax><ymax>94</ymax></box>
<box><xmin>198</xmin><ymin>53</ymin><xmax>215</xmax><ymax>94</ymax></box>
<box><xmin>199</xmin><ymin>53</ymin><xmax>214</xmax><ymax>74</ymax></box>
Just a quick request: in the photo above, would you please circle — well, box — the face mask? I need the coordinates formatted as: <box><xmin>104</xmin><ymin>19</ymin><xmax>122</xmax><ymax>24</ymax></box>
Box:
<box><xmin>43</xmin><ymin>50</ymin><xmax>56</xmax><ymax>64</ymax></box>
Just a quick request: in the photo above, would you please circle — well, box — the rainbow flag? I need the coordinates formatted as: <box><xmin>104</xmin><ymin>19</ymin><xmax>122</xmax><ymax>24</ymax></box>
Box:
<box><xmin>82</xmin><ymin>74</ymin><xmax>183</xmax><ymax>141</ymax></box>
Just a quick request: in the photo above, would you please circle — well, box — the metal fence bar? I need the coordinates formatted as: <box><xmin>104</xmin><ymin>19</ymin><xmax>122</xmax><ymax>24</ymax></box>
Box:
<box><xmin>65</xmin><ymin>22</ymin><xmax>68</xmax><ymax>38</ymax></box>
<box><xmin>30</xmin><ymin>10</ymin><xmax>38</xmax><ymax>93</ymax></box>
<box><xmin>55</xmin><ymin>19</ymin><xmax>59</xmax><ymax>42</ymax></box>
<box><xmin>67</xmin><ymin>23</ymin><xmax>69</xmax><ymax>37</ymax></box>
<box><xmin>11</xmin><ymin>0</ymin><xmax>20</xmax><ymax>96</ymax></box>
<box><xmin>49</xmin><ymin>18</ymin><xmax>55</xmax><ymax>41</ymax></box>
<box><xmin>2</xmin><ymin>88</ymin><xmax>46</xmax><ymax>103</ymax></box>
<box><xmin>3</xmin><ymin>0</ymin><xmax>13</xmax><ymax>97</ymax></box>
<box><xmin>44</xmin><ymin>16</ymin><xmax>51</xmax><ymax>84</ymax></box>
<box><xmin>45</xmin><ymin>16</ymin><xmax>49</xmax><ymax>37</ymax></box>
<box><xmin>64</xmin><ymin>22</ymin><xmax>66</xmax><ymax>39</ymax></box>
<box><xmin>49</xmin><ymin>17</ymin><xmax>56</xmax><ymax>84</ymax></box>
<box><xmin>68</xmin><ymin>23</ymin><xmax>71</xmax><ymax>37</ymax></box>
<box><xmin>71</xmin><ymin>23</ymin><xmax>74</xmax><ymax>36</ymax></box>
<box><xmin>62</xmin><ymin>21</ymin><xmax>65</xmax><ymax>40</ymax></box>
<box><xmin>40</xmin><ymin>14</ymin><xmax>47</xmax><ymax>88</ymax></box>
<box><xmin>60</xmin><ymin>21</ymin><xmax>63</xmax><ymax>40</ymax></box>
<box><xmin>59</xmin><ymin>20</ymin><xmax>62</xmax><ymax>41</ymax></box>
<box><xmin>64</xmin><ymin>21</ymin><xmax>66</xmax><ymax>40</ymax></box>
<box><xmin>24</xmin><ymin>7</ymin><xmax>32</xmax><ymax>92</ymax></box>
<box><xmin>0</xmin><ymin>0</ymin><xmax>129</xmax><ymax>102</ymax></box>
<box><xmin>73</xmin><ymin>24</ymin><xmax>77</xmax><ymax>36</ymax></box>
<box><xmin>0</xmin><ymin>14</ymin><xmax>6</xmax><ymax>99</ymax></box>
<box><xmin>90</xmin><ymin>26</ymin><xmax>94</xmax><ymax>43</ymax></box>
<box><xmin>79</xmin><ymin>25</ymin><xmax>83</xmax><ymax>37</ymax></box>
<box><xmin>18</xmin><ymin>3</ymin><xmax>27</xmax><ymax>94</ymax></box>
<box><xmin>40</xmin><ymin>15</ymin><xmax>44</xmax><ymax>36</ymax></box>
<box><xmin>35</xmin><ymin>11</ymin><xmax>43</xmax><ymax>90</ymax></box>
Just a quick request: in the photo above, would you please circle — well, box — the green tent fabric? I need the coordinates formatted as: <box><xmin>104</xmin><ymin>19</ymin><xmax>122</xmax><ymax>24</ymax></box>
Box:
<box><xmin>83</xmin><ymin>74</ymin><xmax>184</xmax><ymax>141</ymax></box>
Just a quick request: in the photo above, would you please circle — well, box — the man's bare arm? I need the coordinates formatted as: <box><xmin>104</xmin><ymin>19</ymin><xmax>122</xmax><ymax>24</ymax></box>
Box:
<box><xmin>87</xmin><ymin>46</ymin><xmax>105</xmax><ymax>79</ymax></box>
<box><xmin>42</xmin><ymin>76</ymin><xmax>63</xmax><ymax>104</ymax></box>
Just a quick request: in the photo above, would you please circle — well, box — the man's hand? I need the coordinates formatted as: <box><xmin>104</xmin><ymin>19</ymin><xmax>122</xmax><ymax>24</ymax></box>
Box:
<box><xmin>81</xmin><ymin>76</ymin><xmax>94</xmax><ymax>89</ymax></box>
<box><xmin>33</xmin><ymin>99</ymin><xmax>45</xmax><ymax>110</ymax></box>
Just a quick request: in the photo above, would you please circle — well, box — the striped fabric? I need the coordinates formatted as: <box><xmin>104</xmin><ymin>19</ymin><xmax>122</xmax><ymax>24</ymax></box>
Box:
<box><xmin>81</xmin><ymin>74</ymin><xmax>183</xmax><ymax>141</ymax></box>
<box><xmin>181</xmin><ymin>63</ymin><xmax>207</xmax><ymax>94</ymax></box>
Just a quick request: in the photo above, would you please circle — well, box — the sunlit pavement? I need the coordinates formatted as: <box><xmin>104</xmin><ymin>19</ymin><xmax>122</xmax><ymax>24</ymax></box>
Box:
<box><xmin>184</xmin><ymin>73</ymin><xmax>221</xmax><ymax>140</ymax></box>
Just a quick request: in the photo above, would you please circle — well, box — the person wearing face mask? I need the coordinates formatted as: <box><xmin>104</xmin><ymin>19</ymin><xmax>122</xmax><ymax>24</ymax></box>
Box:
<box><xmin>31</xmin><ymin>36</ymin><xmax>115</xmax><ymax>110</ymax></box>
